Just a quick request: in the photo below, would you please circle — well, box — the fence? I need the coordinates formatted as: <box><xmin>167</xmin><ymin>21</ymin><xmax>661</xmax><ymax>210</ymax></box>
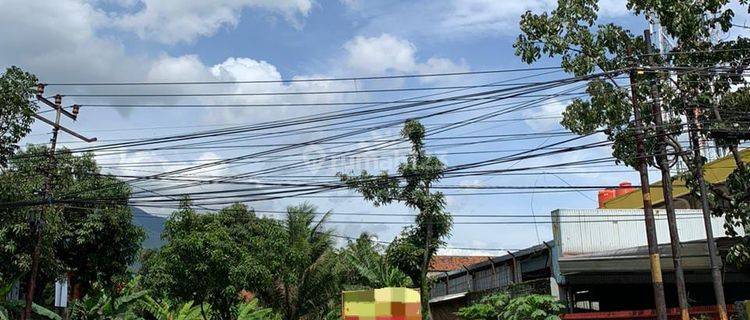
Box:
<box><xmin>561</xmin><ymin>305</ymin><xmax>737</xmax><ymax>320</ymax></box>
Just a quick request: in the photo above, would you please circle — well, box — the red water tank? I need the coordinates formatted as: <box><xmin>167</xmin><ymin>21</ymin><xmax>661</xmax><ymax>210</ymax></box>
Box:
<box><xmin>598</xmin><ymin>189</ymin><xmax>617</xmax><ymax>208</ymax></box>
<box><xmin>616</xmin><ymin>181</ymin><xmax>635</xmax><ymax>197</ymax></box>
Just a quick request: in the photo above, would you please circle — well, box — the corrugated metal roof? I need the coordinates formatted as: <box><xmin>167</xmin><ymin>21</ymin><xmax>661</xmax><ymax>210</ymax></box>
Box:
<box><xmin>430</xmin><ymin>256</ymin><xmax>492</xmax><ymax>272</ymax></box>
<box><xmin>551</xmin><ymin>209</ymin><xmax>744</xmax><ymax>257</ymax></box>
<box><xmin>434</xmin><ymin>242</ymin><xmax>553</xmax><ymax>278</ymax></box>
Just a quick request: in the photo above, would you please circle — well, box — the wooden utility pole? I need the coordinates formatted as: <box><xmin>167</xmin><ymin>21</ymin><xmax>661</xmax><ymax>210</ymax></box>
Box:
<box><xmin>628</xmin><ymin>65</ymin><xmax>668</xmax><ymax>320</ymax></box>
<box><xmin>22</xmin><ymin>85</ymin><xmax>96</xmax><ymax>320</ymax></box>
<box><xmin>687</xmin><ymin>106</ymin><xmax>729</xmax><ymax>320</ymax></box>
<box><xmin>643</xmin><ymin>30</ymin><xmax>690</xmax><ymax>320</ymax></box>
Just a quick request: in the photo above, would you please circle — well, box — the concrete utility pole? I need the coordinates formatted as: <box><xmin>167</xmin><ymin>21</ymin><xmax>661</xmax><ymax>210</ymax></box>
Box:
<box><xmin>628</xmin><ymin>60</ymin><xmax>668</xmax><ymax>320</ymax></box>
<box><xmin>686</xmin><ymin>105</ymin><xmax>729</xmax><ymax>320</ymax></box>
<box><xmin>22</xmin><ymin>85</ymin><xmax>96</xmax><ymax>320</ymax></box>
<box><xmin>643</xmin><ymin>30</ymin><xmax>690</xmax><ymax>320</ymax></box>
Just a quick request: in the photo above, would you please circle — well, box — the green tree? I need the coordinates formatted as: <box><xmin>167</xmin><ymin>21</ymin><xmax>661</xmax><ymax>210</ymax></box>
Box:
<box><xmin>0</xmin><ymin>145</ymin><xmax>144</xmax><ymax>302</ymax></box>
<box><xmin>0</xmin><ymin>66</ymin><xmax>38</xmax><ymax>168</ymax></box>
<box><xmin>253</xmin><ymin>203</ymin><xmax>342</xmax><ymax>320</ymax></box>
<box><xmin>141</xmin><ymin>202</ymin><xmax>274</xmax><ymax>320</ymax></box>
<box><xmin>342</xmin><ymin>233</ymin><xmax>411</xmax><ymax>289</ymax></box>
<box><xmin>338</xmin><ymin>119</ymin><xmax>451</xmax><ymax>319</ymax></box>
<box><xmin>514</xmin><ymin>0</ymin><xmax>750</xmax><ymax>264</ymax></box>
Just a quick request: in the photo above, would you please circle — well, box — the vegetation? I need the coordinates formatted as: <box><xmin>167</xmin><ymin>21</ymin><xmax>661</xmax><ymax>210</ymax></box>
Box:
<box><xmin>141</xmin><ymin>202</ymin><xmax>352</xmax><ymax>320</ymax></box>
<box><xmin>457</xmin><ymin>293</ymin><xmax>564</xmax><ymax>320</ymax></box>
<box><xmin>0</xmin><ymin>66</ymin><xmax>38</xmax><ymax>168</ymax></box>
<box><xmin>338</xmin><ymin>119</ymin><xmax>451</xmax><ymax>318</ymax></box>
<box><xmin>0</xmin><ymin>146</ymin><xmax>144</xmax><ymax>309</ymax></box>
<box><xmin>341</xmin><ymin>234</ymin><xmax>412</xmax><ymax>289</ymax></box>
<box><xmin>456</xmin><ymin>293</ymin><xmax>511</xmax><ymax>320</ymax></box>
<box><xmin>515</xmin><ymin>0</ymin><xmax>750</xmax><ymax>265</ymax></box>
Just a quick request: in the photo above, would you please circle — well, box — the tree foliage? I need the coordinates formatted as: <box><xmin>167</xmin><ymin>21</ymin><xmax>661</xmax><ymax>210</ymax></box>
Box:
<box><xmin>341</xmin><ymin>233</ymin><xmax>411</xmax><ymax>289</ymax></box>
<box><xmin>0</xmin><ymin>66</ymin><xmax>38</xmax><ymax>168</ymax></box>
<box><xmin>253</xmin><ymin>203</ymin><xmax>342</xmax><ymax>320</ymax></box>
<box><xmin>141</xmin><ymin>202</ymin><xmax>343</xmax><ymax>320</ymax></box>
<box><xmin>0</xmin><ymin>145</ymin><xmax>144</xmax><ymax>299</ymax></box>
<box><xmin>456</xmin><ymin>294</ymin><xmax>563</xmax><ymax>320</ymax></box>
<box><xmin>338</xmin><ymin>119</ymin><xmax>452</xmax><ymax>318</ymax></box>
<box><xmin>141</xmin><ymin>202</ymin><xmax>275</xmax><ymax>320</ymax></box>
<box><xmin>515</xmin><ymin>0</ymin><xmax>750</xmax><ymax>265</ymax></box>
<box><xmin>456</xmin><ymin>293</ymin><xmax>511</xmax><ymax>320</ymax></box>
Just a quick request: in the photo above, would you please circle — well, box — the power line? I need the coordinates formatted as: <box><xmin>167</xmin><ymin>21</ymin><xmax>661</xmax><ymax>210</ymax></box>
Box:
<box><xmin>42</xmin><ymin>67</ymin><xmax>564</xmax><ymax>86</ymax></box>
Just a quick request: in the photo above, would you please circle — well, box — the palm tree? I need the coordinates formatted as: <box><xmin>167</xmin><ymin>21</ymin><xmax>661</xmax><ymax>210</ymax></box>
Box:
<box><xmin>256</xmin><ymin>203</ymin><xmax>342</xmax><ymax>320</ymax></box>
<box><xmin>343</xmin><ymin>234</ymin><xmax>411</xmax><ymax>289</ymax></box>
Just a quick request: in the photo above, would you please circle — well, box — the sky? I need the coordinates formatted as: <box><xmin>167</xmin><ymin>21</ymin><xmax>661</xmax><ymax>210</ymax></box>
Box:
<box><xmin>3</xmin><ymin>0</ymin><xmax>725</xmax><ymax>255</ymax></box>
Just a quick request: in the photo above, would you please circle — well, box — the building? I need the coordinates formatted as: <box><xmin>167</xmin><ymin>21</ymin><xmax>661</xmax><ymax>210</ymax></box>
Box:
<box><xmin>429</xmin><ymin>256</ymin><xmax>491</xmax><ymax>277</ymax></box>
<box><xmin>552</xmin><ymin>209</ymin><xmax>749</xmax><ymax>312</ymax></box>
<box><xmin>428</xmin><ymin>150</ymin><xmax>750</xmax><ymax>319</ymax></box>
<box><xmin>429</xmin><ymin>243</ymin><xmax>557</xmax><ymax>320</ymax></box>
<box><xmin>600</xmin><ymin>149</ymin><xmax>750</xmax><ymax>210</ymax></box>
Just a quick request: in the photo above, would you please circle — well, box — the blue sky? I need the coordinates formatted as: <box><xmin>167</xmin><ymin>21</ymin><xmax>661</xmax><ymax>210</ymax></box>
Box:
<box><xmin>2</xmin><ymin>0</ymin><xmax>699</xmax><ymax>254</ymax></box>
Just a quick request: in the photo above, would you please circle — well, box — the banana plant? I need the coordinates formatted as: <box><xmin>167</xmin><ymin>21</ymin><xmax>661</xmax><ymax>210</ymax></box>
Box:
<box><xmin>141</xmin><ymin>296</ymin><xmax>204</xmax><ymax>320</ymax></box>
<box><xmin>236</xmin><ymin>299</ymin><xmax>279</xmax><ymax>320</ymax></box>
<box><xmin>69</xmin><ymin>279</ymin><xmax>148</xmax><ymax>320</ymax></box>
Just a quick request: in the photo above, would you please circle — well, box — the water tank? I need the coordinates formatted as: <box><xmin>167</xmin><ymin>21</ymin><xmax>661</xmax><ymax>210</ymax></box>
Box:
<box><xmin>615</xmin><ymin>181</ymin><xmax>635</xmax><ymax>197</ymax></box>
<box><xmin>598</xmin><ymin>189</ymin><xmax>617</xmax><ymax>208</ymax></box>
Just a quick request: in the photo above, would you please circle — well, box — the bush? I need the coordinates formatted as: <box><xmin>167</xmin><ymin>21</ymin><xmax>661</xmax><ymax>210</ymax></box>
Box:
<box><xmin>502</xmin><ymin>294</ymin><xmax>564</xmax><ymax>320</ymax></box>
<box><xmin>456</xmin><ymin>293</ymin><xmax>510</xmax><ymax>320</ymax></box>
<box><xmin>456</xmin><ymin>293</ymin><xmax>563</xmax><ymax>320</ymax></box>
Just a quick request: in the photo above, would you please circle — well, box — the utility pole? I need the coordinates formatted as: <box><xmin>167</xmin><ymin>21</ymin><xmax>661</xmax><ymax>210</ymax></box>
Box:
<box><xmin>644</xmin><ymin>30</ymin><xmax>690</xmax><ymax>320</ymax></box>
<box><xmin>22</xmin><ymin>85</ymin><xmax>96</xmax><ymax>320</ymax></box>
<box><xmin>687</xmin><ymin>105</ymin><xmax>729</xmax><ymax>320</ymax></box>
<box><xmin>628</xmin><ymin>60</ymin><xmax>668</xmax><ymax>320</ymax></box>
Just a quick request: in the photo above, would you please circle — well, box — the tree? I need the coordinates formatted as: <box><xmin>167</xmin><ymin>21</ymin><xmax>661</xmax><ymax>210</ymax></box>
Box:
<box><xmin>0</xmin><ymin>145</ymin><xmax>144</xmax><ymax>303</ymax></box>
<box><xmin>338</xmin><ymin>119</ymin><xmax>452</xmax><ymax>319</ymax></box>
<box><xmin>141</xmin><ymin>202</ymin><xmax>274</xmax><ymax>320</ymax></box>
<box><xmin>341</xmin><ymin>233</ymin><xmax>411</xmax><ymax>289</ymax></box>
<box><xmin>142</xmin><ymin>202</ymin><xmax>343</xmax><ymax>320</ymax></box>
<box><xmin>0</xmin><ymin>66</ymin><xmax>38</xmax><ymax>169</ymax></box>
<box><xmin>514</xmin><ymin>0</ymin><xmax>750</xmax><ymax>264</ymax></box>
<box><xmin>253</xmin><ymin>203</ymin><xmax>343</xmax><ymax>320</ymax></box>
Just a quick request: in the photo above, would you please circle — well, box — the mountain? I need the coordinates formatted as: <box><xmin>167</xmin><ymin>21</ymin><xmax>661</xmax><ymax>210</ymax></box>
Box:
<box><xmin>131</xmin><ymin>207</ymin><xmax>167</xmax><ymax>249</ymax></box>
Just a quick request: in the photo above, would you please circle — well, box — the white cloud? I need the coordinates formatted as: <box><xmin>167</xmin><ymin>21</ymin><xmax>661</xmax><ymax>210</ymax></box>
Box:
<box><xmin>111</xmin><ymin>0</ymin><xmax>313</xmax><ymax>44</ymax></box>
<box><xmin>345</xmin><ymin>0</ymin><xmax>630</xmax><ymax>40</ymax></box>
<box><xmin>523</xmin><ymin>100</ymin><xmax>566</xmax><ymax>131</ymax></box>
<box><xmin>343</xmin><ymin>34</ymin><xmax>468</xmax><ymax>76</ymax></box>
<box><xmin>0</xmin><ymin>0</ymin><xmax>149</xmax><ymax>84</ymax></box>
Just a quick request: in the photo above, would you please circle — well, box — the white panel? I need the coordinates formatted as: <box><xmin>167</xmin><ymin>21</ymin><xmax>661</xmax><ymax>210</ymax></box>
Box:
<box><xmin>54</xmin><ymin>279</ymin><xmax>68</xmax><ymax>308</ymax></box>
<box><xmin>552</xmin><ymin>209</ymin><xmax>744</xmax><ymax>256</ymax></box>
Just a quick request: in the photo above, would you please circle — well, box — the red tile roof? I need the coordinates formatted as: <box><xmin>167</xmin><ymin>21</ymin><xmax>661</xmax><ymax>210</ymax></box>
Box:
<box><xmin>429</xmin><ymin>256</ymin><xmax>490</xmax><ymax>272</ymax></box>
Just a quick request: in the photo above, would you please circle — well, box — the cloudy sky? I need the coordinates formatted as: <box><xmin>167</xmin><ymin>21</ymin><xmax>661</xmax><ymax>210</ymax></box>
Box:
<box><xmin>3</xmin><ymin>0</ymin><xmax>700</xmax><ymax>254</ymax></box>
